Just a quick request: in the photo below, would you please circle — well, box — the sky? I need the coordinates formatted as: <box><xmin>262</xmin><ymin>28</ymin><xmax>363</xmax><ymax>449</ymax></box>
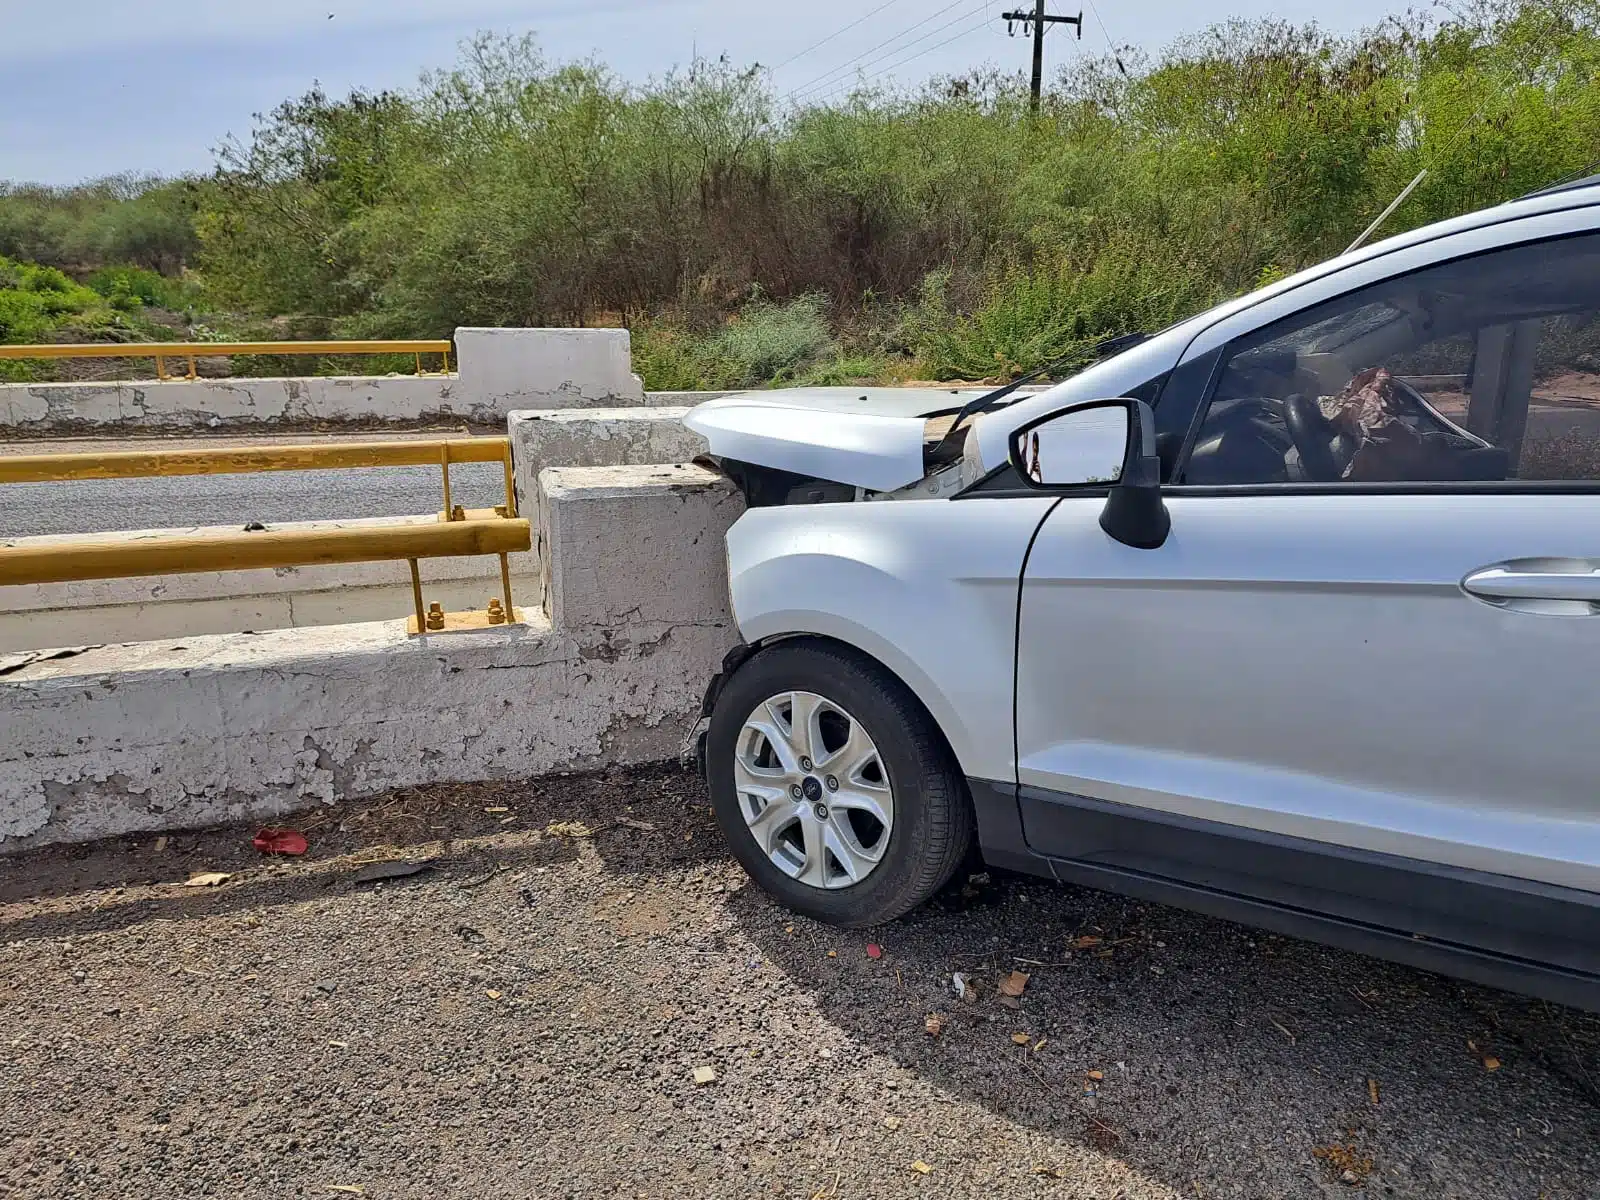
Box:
<box><xmin>0</xmin><ymin>0</ymin><xmax>1411</xmax><ymax>186</ymax></box>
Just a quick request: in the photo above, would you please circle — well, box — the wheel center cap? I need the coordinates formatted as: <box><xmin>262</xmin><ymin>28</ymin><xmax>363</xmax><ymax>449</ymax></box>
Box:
<box><xmin>801</xmin><ymin>776</ymin><xmax>824</xmax><ymax>803</ymax></box>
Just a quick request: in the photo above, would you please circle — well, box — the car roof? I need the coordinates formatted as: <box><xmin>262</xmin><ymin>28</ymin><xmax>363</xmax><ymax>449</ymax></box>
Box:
<box><xmin>1523</xmin><ymin>172</ymin><xmax>1600</xmax><ymax>198</ymax></box>
<box><xmin>1172</xmin><ymin>180</ymin><xmax>1600</xmax><ymax>342</ymax></box>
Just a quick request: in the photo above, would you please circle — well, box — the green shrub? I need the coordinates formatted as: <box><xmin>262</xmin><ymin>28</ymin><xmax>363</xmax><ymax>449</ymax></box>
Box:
<box><xmin>86</xmin><ymin>265</ymin><xmax>190</xmax><ymax>310</ymax></box>
<box><xmin>709</xmin><ymin>295</ymin><xmax>835</xmax><ymax>385</ymax></box>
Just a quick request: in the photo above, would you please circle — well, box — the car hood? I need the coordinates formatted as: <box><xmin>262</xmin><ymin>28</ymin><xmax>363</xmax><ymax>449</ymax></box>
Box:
<box><xmin>683</xmin><ymin>386</ymin><xmax>992</xmax><ymax>492</ymax></box>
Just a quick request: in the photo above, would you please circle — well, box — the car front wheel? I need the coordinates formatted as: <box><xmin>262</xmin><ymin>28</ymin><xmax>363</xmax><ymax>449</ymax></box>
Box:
<box><xmin>706</xmin><ymin>639</ymin><xmax>974</xmax><ymax>927</ymax></box>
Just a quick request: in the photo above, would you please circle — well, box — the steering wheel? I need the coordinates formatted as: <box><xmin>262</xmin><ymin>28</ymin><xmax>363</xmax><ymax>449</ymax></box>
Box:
<box><xmin>1283</xmin><ymin>393</ymin><xmax>1342</xmax><ymax>481</ymax></box>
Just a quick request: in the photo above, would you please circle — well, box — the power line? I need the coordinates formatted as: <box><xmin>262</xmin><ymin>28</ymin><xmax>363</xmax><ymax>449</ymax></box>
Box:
<box><xmin>863</xmin><ymin>13</ymin><xmax>1003</xmax><ymax>83</ymax></box>
<box><xmin>792</xmin><ymin>1</ymin><xmax>993</xmax><ymax>101</ymax></box>
<box><xmin>812</xmin><ymin>11</ymin><xmax>1002</xmax><ymax>103</ymax></box>
<box><xmin>1082</xmin><ymin>0</ymin><xmax>1127</xmax><ymax>75</ymax></box>
<box><xmin>789</xmin><ymin>0</ymin><xmax>980</xmax><ymax>99</ymax></box>
<box><xmin>785</xmin><ymin>0</ymin><xmax>980</xmax><ymax>100</ymax></box>
<box><xmin>771</xmin><ymin>0</ymin><xmax>909</xmax><ymax>73</ymax></box>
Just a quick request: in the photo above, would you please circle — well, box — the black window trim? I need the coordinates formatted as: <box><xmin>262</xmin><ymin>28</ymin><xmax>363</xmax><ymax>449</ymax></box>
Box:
<box><xmin>1163</xmin><ymin>479</ymin><xmax>1600</xmax><ymax>499</ymax></box>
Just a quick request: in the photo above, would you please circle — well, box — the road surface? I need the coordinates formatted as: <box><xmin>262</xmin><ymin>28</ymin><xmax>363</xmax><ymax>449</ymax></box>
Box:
<box><xmin>3</xmin><ymin>766</ymin><xmax>1598</xmax><ymax>1199</ymax></box>
<box><xmin>0</xmin><ymin>433</ymin><xmax>507</xmax><ymax>538</ymax></box>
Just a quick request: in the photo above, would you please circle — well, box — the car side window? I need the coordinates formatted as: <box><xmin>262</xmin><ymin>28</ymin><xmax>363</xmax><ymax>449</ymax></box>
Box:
<box><xmin>1178</xmin><ymin>233</ymin><xmax>1600</xmax><ymax>485</ymax></box>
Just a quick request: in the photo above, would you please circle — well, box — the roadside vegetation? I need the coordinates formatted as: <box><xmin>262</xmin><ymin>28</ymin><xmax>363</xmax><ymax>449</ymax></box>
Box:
<box><xmin>2</xmin><ymin>0</ymin><xmax>1598</xmax><ymax>386</ymax></box>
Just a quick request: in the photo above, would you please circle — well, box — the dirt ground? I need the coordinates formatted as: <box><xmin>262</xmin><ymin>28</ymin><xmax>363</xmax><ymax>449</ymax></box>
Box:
<box><xmin>2</xmin><ymin>765</ymin><xmax>1597</xmax><ymax>1200</ymax></box>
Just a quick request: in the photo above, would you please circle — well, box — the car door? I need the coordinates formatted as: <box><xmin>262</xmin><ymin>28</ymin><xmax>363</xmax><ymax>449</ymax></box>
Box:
<box><xmin>1012</xmin><ymin>219</ymin><xmax>1600</xmax><ymax>980</ymax></box>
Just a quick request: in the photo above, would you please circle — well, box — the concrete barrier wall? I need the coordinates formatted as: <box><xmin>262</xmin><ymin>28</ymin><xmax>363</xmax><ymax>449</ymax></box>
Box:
<box><xmin>0</xmin><ymin>463</ymin><xmax>744</xmax><ymax>852</ymax></box>
<box><xmin>0</xmin><ymin>328</ymin><xmax>647</xmax><ymax>433</ymax></box>
<box><xmin>507</xmin><ymin>406</ymin><xmax>709</xmax><ymax>606</ymax></box>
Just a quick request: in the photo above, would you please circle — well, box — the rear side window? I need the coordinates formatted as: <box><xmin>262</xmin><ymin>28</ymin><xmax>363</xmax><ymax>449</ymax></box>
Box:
<box><xmin>1179</xmin><ymin>233</ymin><xmax>1600</xmax><ymax>486</ymax></box>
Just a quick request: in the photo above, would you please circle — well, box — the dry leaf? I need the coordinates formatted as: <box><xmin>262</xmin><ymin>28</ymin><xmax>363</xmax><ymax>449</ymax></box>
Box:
<box><xmin>924</xmin><ymin>1014</ymin><xmax>944</xmax><ymax>1038</ymax></box>
<box><xmin>1086</xmin><ymin>1069</ymin><xmax>1104</xmax><ymax>1081</ymax></box>
<box><xmin>910</xmin><ymin>1161</ymin><xmax>933</xmax><ymax>1175</ymax></box>
<box><xmin>882</xmin><ymin>1116</ymin><xmax>902</xmax><ymax>1130</ymax></box>
<box><xmin>484</xmin><ymin>807</ymin><xmax>509</xmax><ymax>813</ymax></box>
<box><xmin>545</xmin><ymin>820</ymin><xmax>591</xmax><ymax>838</ymax></box>
<box><xmin>152</xmin><ymin>836</ymin><xmax>168</xmax><ymax>852</ymax></box>
<box><xmin>328</xmin><ymin>1041</ymin><xmax>349</xmax><ymax>1049</ymax></box>
<box><xmin>998</xmin><ymin>970</ymin><xmax>1031</xmax><ymax>997</ymax></box>
<box><xmin>1368</xmin><ymin>1078</ymin><xmax>1380</xmax><ymax>1106</ymax></box>
<box><xmin>1312</xmin><ymin>1144</ymin><xmax>1373</xmax><ymax>1182</ymax></box>
<box><xmin>1483</xmin><ymin>1056</ymin><xmax>1502</xmax><ymax>1072</ymax></box>
<box><xmin>616</xmin><ymin>817</ymin><xmax>656</xmax><ymax>831</ymax></box>
<box><xmin>485</xmin><ymin>989</ymin><xmax>502</xmax><ymax>1000</ymax></box>
<box><xmin>181</xmin><ymin>872</ymin><xmax>231</xmax><ymax>888</ymax></box>
<box><xmin>1011</xmin><ymin>1032</ymin><xmax>1030</xmax><ymax>1045</ymax></box>
<box><xmin>323</xmin><ymin>1188</ymin><xmax>366</xmax><ymax>1196</ymax></box>
<box><xmin>692</xmin><ymin>1065</ymin><xmax>718</xmax><ymax>1086</ymax></box>
<box><xmin>1070</xmin><ymin>935</ymin><xmax>1102</xmax><ymax>949</ymax></box>
<box><xmin>827</xmin><ymin>950</ymin><xmax>838</xmax><ymax>959</ymax></box>
<box><xmin>1033</xmin><ymin>1038</ymin><xmax>1048</xmax><ymax>1052</ymax></box>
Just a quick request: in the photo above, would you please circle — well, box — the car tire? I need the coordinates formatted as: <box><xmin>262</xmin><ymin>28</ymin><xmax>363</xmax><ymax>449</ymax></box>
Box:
<box><xmin>706</xmin><ymin>638</ymin><xmax>974</xmax><ymax>927</ymax></box>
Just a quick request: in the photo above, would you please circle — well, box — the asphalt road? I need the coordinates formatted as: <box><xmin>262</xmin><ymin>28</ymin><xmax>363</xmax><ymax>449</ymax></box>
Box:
<box><xmin>0</xmin><ymin>435</ymin><xmax>507</xmax><ymax>538</ymax></box>
<box><xmin>3</xmin><ymin>766</ymin><xmax>1598</xmax><ymax>1199</ymax></box>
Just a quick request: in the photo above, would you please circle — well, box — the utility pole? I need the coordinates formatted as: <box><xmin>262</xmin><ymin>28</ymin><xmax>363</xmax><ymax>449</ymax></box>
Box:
<box><xmin>1003</xmin><ymin>1</ymin><xmax>1082</xmax><ymax>110</ymax></box>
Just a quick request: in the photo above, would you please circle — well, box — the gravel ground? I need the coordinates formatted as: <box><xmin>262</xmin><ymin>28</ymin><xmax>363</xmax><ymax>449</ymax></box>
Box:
<box><xmin>3</xmin><ymin>765</ymin><xmax>1598</xmax><ymax>1200</ymax></box>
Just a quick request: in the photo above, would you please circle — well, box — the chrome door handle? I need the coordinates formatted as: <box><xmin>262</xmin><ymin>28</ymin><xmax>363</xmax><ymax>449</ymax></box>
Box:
<box><xmin>1463</xmin><ymin>563</ymin><xmax>1600</xmax><ymax>604</ymax></box>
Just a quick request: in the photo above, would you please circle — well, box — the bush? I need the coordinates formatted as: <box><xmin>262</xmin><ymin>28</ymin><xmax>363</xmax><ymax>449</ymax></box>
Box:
<box><xmin>86</xmin><ymin>265</ymin><xmax>196</xmax><ymax>311</ymax></box>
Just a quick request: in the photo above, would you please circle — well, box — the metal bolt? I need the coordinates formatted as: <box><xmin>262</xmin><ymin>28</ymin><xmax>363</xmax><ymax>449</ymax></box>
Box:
<box><xmin>789</xmin><ymin>784</ymin><xmax>804</xmax><ymax>800</ymax></box>
<box><xmin>825</xmin><ymin>775</ymin><xmax>839</xmax><ymax>792</ymax></box>
<box><xmin>799</xmin><ymin>756</ymin><xmax>813</xmax><ymax>772</ymax></box>
<box><xmin>486</xmin><ymin>598</ymin><xmax>506</xmax><ymax>625</ymax></box>
<box><xmin>425</xmin><ymin>602</ymin><xmax>445</xmax><ymax>631</ymax></box>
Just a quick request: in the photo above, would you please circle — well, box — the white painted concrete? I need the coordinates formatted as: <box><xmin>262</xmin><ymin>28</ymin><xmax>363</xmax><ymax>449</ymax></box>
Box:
<box><xmin>455</xmin><ymin>327</ymin><xmax>644</xmax><ymax>412</ymax></box>
<box><xmin>0</xmin><ymin>462</ymin><xmax>745</xmax><ymax>852</ymax></box>
<box><xmin>0</xmin><ymin>328</ymin><xmax>651</xmax><ymax>432</ymax></box>
<box><xmin>0</xmin><ymin>376</ymin><xmax>458</xmax><ymax>432</ymax></box>
<box><xmin>508</xmin><ymin>406</ymin><xmax>710</xmax><ymax>606</ymax></box>
<box><xmin>539</xmin><ymin>464</ymin><xmax>740</xmax><ymax>634</ymax></box>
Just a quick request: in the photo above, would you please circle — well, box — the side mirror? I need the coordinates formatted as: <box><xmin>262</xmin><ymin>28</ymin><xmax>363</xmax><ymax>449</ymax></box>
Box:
<box><xmin>1008</xmin><ymin>397</ymin><xmax>1170</xmax><ymax>549</ymax></box>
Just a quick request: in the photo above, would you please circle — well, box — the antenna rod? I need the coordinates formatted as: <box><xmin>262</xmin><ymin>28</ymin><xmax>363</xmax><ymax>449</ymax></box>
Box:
<box><xmin>1346</xmin><ymin>169</ymin><xmax>1427</xmax><ymax>255</ymax></box>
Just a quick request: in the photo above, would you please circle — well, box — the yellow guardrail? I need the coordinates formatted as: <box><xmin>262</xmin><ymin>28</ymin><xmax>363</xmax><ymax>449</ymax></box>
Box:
<box><xmin>0</xmin><ymin>437</ymin><xmax>526</xmax><ymax>635</ymax></box>
<box><xmin>0</xmin><ymin>339</ymin><xmax>452</xmax><ymax>380</ymax></box>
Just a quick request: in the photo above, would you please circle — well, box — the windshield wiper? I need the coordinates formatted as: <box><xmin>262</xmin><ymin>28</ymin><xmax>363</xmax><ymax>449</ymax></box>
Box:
<box><xmin>930</xmin><ymin>330</ymin><xmax>1150</xmax><ymax>459</ymax></box>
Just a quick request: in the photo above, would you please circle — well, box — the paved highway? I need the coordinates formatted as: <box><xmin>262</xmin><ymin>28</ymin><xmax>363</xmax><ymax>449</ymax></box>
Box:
<box><xmin>0</xmin><ymin>434</ymin><xmax>507</xmax><ymax>538</ymax></box>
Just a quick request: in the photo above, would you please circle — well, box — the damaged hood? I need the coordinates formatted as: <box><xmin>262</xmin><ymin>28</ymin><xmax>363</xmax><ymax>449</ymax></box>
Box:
<box><xmin>683</xmin><ymin>387</ymin><xmax>990</xmax><ymax>492</ymax></box>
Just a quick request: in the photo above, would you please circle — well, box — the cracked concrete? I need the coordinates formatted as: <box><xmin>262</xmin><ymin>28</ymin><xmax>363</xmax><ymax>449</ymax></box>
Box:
<box><xmin>0</xmin><ymin>460</ymin><xmax>746</xmax><ymax>852</ymax></box>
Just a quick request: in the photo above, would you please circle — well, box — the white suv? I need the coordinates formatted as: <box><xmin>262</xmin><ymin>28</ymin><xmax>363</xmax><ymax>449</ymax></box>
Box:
<box><xmin>686</xmin><ymin>177</ymin><xmax>1600</xmax><ymax>1010</ymax></box>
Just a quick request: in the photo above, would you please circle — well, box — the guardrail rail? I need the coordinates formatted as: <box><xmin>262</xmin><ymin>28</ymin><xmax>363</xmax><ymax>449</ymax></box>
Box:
<box><xmin>0</xmin><ymin>437</ymin><xmax>526</xmax><ymax>636</ymax></box>
<box><xmin>0</xmin><ymin>339</ymin><xmax>453</xmax><ymax>381</ymax></box>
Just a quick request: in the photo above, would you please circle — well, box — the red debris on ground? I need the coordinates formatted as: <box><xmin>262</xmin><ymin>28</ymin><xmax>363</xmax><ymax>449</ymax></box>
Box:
<box><xmin>252</xmin><ymin>828</ymin><xmax>309</xmax><ymax>856</ymax></box>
